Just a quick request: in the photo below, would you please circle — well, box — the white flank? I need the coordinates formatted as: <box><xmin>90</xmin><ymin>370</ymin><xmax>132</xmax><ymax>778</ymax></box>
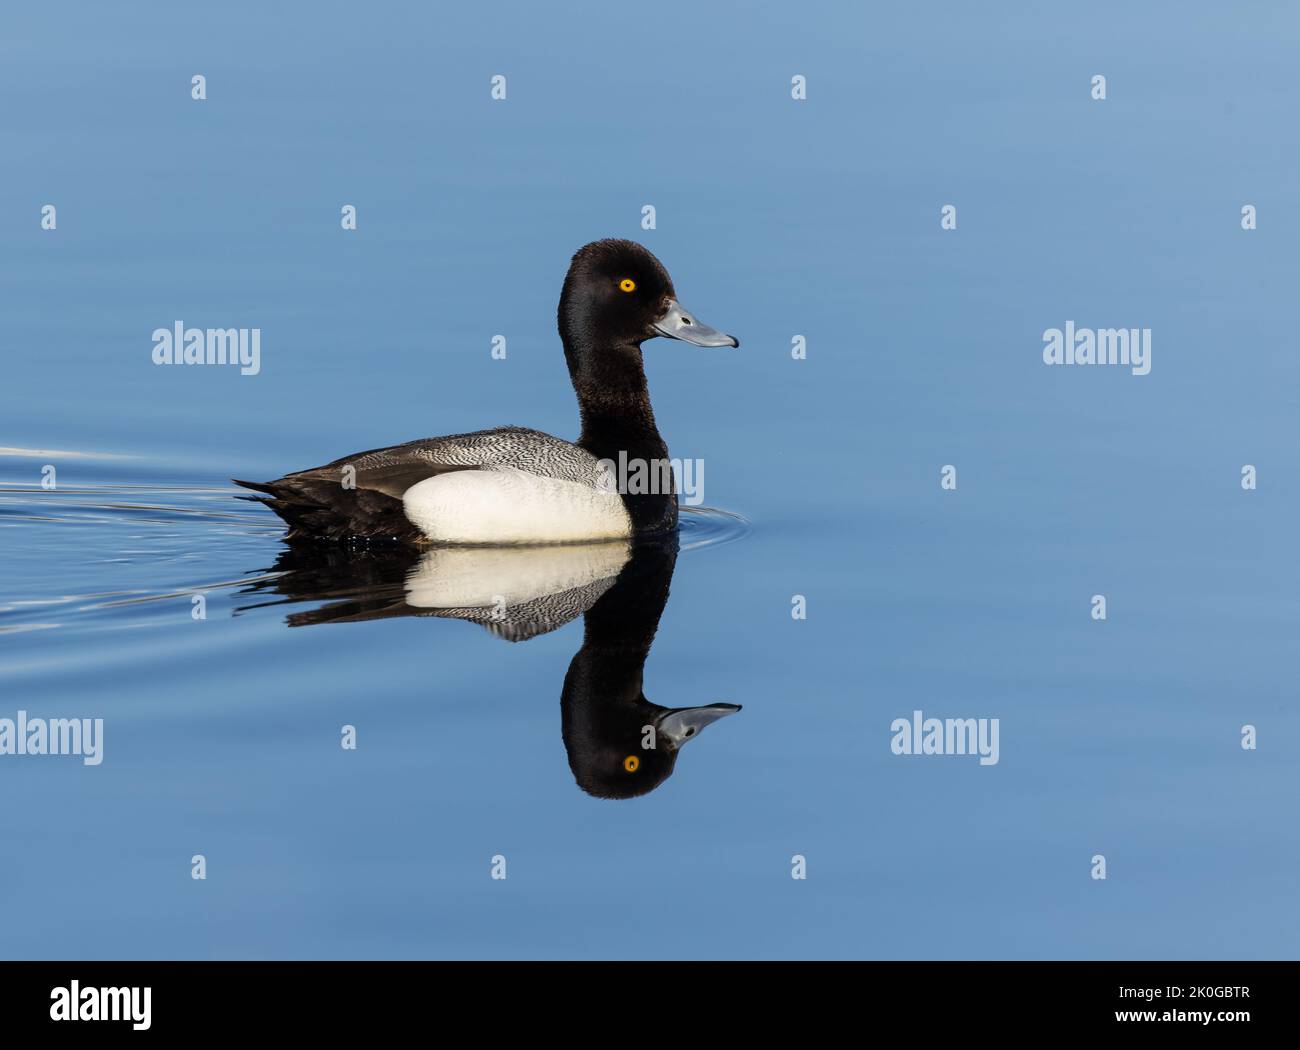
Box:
<box><xmin>402</xmin><ymin>467</ymin><xmax>633</xmax><ymax>545</ymax></box>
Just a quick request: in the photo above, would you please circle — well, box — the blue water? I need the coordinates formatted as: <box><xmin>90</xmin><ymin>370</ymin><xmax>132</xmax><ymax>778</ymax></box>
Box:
<box><xmin>2</xmin><ymin>1</ymin><xmax>1298</xmax><ymax>959</ymax></box>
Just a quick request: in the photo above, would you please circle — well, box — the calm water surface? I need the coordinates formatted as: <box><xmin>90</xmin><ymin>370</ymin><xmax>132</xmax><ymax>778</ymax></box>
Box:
<box><xmin>2</xmin><ymin>2</ymin><xmax>1298</xmax><ymax>959</ymax></box>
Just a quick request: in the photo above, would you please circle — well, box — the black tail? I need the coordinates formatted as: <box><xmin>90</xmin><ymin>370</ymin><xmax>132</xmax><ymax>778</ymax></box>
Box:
<box><xmin>232</xmin><ymin>477</ymin><xmax>421</xmax><ymax>544</ymax></box>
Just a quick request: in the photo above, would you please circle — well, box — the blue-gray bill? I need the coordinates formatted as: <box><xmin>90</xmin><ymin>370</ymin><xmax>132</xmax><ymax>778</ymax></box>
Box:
<box><xmin>653</xmin><ymin>298</ymin><xmax>739</xmax><ymax>348</ymax></box>
<box><xmin>657</xmin><ymin>703</ymin><xmax>743</xmax><ymax>749</ymax></box>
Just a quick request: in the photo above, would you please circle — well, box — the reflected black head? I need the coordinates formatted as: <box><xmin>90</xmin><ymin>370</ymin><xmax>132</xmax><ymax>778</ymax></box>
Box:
<box><xmin>561</xmin><ymin>656</ymin><xmax>685</xmax><ymax>800</ymax></box>
<box><xmin>560</xmin><ymin>537</ymin><xmax>740</xmax><ymax>800</ymax></box>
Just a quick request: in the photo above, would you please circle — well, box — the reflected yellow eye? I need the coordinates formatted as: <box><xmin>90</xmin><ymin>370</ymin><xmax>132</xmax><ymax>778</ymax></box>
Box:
<box><xmin>623</xmin><ymin>755</ymin><xmax>640</xmax><ymax>772</ymax></box>
<box><xmin>618</xmin><ymin>278</ymin><xmax>636</xmax><ymax>293</ymax></box>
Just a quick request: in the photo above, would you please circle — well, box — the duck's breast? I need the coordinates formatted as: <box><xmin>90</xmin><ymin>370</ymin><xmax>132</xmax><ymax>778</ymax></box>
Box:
<box><xmin>402</xmin><ymin>466</ymin><xmax>632</xmax><ymax>545</ymax></box>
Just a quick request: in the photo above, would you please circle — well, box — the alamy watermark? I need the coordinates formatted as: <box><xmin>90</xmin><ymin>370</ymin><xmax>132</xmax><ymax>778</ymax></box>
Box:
<box><xmin>0</xmin><ymin>710</ymin><xmax>104</xmax><ymax>765</ymax></box>
<box><xmin>595</xmin><ymin>452</ymin><xmax>705</xmax><ymax>506</ymax></box>
<box><xmin>151</xmin><ymin>322</ymin><xmax>261</xmax><ymax>376</ymax></box>
<box><xmin>1043</xmin><ymin>321</ymin><xmax>1150</xmax><ymax>376</ymax></box>
<box><xmin>890</xmin><ymin>710</ymin><xmax>999</xmax><ymax>766</ymax></box>
<box><xmin>50</xmin><ymin>982</ymin><xmax>150</xmax><ymax>1030</ymax></box>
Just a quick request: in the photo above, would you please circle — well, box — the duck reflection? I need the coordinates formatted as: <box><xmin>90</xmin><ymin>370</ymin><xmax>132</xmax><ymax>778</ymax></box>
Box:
<box><xmin>237</xmin><ymin>537</ymin><xmax>739</xmax><ymax>798</ymax></box>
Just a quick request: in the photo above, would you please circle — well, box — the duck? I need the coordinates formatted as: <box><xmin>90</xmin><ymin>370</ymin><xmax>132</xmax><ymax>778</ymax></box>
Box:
<box><xmin>235</xmin><ymin>239</ymin><xmax>738</xmax><ymax>545</ymax></box>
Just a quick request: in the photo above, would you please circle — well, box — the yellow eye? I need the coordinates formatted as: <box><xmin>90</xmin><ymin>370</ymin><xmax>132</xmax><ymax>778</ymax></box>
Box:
<box><xmin>618</xmin><ymin>278</ymin><xmax>636</xmax><ymax>293</ymax></box>
<box><xmin>623</xmin><ymin>755</ymin><xmax>640</xmax><ymax>772</ymax></box>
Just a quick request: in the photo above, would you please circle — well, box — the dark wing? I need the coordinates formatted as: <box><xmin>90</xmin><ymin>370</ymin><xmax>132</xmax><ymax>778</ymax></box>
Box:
<box><xmin>234</xmin><ymin>458</ymin><xmax>475</xmax><ymax>543</ymax></box>
<box><xmin>234</xmin><ymin>427</ymin><xmax>599</xmax><ymax>543</ymax></box>
<box><xmin>232</xmin><ymin>436</ymin><xmax>494</xmax><ymax>544</ymax></box>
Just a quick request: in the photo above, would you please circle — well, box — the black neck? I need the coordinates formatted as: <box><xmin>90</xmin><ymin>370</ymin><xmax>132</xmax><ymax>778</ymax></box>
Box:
<box><xmin>564</xmin><ymin>337</ymin><xmax>677</xmax><ymax>534</ymax></box>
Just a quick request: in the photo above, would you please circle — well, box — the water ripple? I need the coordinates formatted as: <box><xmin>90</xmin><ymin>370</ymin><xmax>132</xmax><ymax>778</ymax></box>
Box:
<box><xmin>0</xmin><ymin>481</ymin><xmax>749</xmax><ymax>636</ymax></box>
